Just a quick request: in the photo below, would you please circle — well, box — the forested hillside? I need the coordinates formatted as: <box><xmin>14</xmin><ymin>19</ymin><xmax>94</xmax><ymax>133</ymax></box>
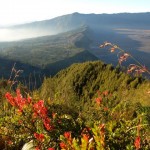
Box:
<box><xmin>40</xmin><ymin>61</ymin><xmax>150</xmax><ymax>106</ymax></box>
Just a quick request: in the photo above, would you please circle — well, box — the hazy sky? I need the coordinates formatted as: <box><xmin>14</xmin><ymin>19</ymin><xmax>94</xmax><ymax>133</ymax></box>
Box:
<box><xmin>0</xmin><ymin>0</ymin><xmax>150</xmax><ymax>26</ymax></box>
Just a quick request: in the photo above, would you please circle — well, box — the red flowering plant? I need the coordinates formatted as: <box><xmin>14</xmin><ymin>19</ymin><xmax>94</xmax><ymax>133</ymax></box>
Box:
<box><xmin>0</xmin><ymin>85</ymin><xmax>149</xmax><ymax>149</ymax></box>
<box><xmin>59</xmin><ymin>123</ymin><xmax>106</xmax><ymax>150</ymax></box>
<box><xmin>0</xmin><ymin>87</ymin><xmax>86</xmax><ymax>149</ymax></box>
<box><xmin>134</xmin><ymin>136</ymin><xmax>141</xmax><ymax>150</ymax></box>
<box><xmin>93</xmin><ymin>89</ymin><xmax>150</xmax><ymax>150</ymax></box>
<box><xmin>1</xmin><ymin>88</ymin><xmax>56</xmax><ymax>149</ymax></box>
<box><xmin>56</xmin><ymin>88</ymin><xmax>147</xmax><ymax>150</ymax></box>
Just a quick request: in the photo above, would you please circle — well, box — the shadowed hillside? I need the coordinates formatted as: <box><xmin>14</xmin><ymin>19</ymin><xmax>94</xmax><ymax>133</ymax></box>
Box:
<box><xmin>0</xmin><ymin>27</ymin><xmax>92</xmax><ymax>67</ymax></box>
<box><xmin>0</xmin><ymin>27</ymin><xmax>98</xmax><ymax>86</ymax></box>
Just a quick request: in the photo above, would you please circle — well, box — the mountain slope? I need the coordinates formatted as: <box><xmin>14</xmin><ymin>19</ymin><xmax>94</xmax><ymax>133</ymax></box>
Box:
<box><xmin>0</xmin><ymin>27</ymin><xmax>98</xmax><ymax>82</ymax></box>
<box><xmin>40</xmin><ymin>61</ymin><xmax>150</xmax><ymax>106</ymax></box>
<box><xmin>8</xmin><ymin>12</ymin><xmax>150</xmax><ymax>31</ymax></box>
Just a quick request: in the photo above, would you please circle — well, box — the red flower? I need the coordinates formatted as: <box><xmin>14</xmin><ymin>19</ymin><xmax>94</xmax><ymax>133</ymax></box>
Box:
<box><xmin>60</xmin><ymin>142</ymin><xmax>66</xmax><ymax>149</ymax></box>
<box><xmin>43</xmin><ymin>117</ymin><xmax>53</xmax><ymax>131</ymax></box>
<box><xmin>5</xmin><ymin>92</ymin><xmax>16</xmax><ymax>106</ymax></box>
<box><xmin>82</xmin><ymin>134</ymin><xmax>89</xmax><ymax>142</ymax></box>
<box><xmin>64</xmin><ymin>131</ymin><xmax>72</xmax><ymax>143</ymax></box>
<box><xmin>5</xmin><ymin>89</ymin><xmax>29</xmax><ymax>112</ymax></box>
<box><xmin>34</xmin><ymin>133</ymin><xmax>44</xmax><ymax>142</ymax></box>
<box><xmin>95</xmin><ymin>97</ymin><xmax>102</xmax><ymax>105</ymax></box>
<box><xmin>134</xmin><ymin>136</ymin><xmax>140</xmax><ymax>150</ymax></box>
<box><xmin>27</xmin><ymin>97</ymin><xmax>32</xmax><ymax>103</ymax></box>
<box><xmin>64</xmin><ymin>131</ymin><xmax>71</xmax><ymax>139</ymax></box>
<box><xmin>33</xmin><ymin>100</ymin><xmax>48</xmax><ymax>118</ymax></box>
<box><xmin>81</xmin><ymin>128</ymin><xmax>90</xmax><ymax>142</ymax></box>
<box><xmin>33</xmin><ymin>100</ymin><xmax>54</xmax><ymax>131</ymax></box>
<box><xmin>48</xmin><ymin>148</ymin><xmax>55</xmax><ymax>150</ymax></box>
<box><xmin>15</xmin><ymin>89</ymin><xmax>26</xmax><ymax>111</ymax></box>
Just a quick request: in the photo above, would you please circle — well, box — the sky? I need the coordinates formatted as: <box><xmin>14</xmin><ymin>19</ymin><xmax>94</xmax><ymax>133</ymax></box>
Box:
<box><xmin>0</xmin><ymin>0</ymin><xmax>150</xmax><ymax>26</ymax></box>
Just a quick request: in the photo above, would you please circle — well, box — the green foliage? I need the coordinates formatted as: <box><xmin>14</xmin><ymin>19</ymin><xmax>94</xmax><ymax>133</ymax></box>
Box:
<box><xmin>39</xmin><ymin>61</ymin><xmax>150</xmax><ymax>106</ymax></box>
<box><xmin>0</xmin><ymin>61</ymin><xmax>149</xmax><ymax>149</ymax></box>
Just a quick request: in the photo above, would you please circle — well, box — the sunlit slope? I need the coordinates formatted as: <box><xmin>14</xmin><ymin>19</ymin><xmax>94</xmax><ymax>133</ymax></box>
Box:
<box><xmin>40</xmin><ymin>61</ymin><xmax>150</xmax><ymax>106</ymax></box>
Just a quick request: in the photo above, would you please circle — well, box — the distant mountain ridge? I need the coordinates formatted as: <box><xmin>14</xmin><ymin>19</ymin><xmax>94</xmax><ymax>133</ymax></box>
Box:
<box><xmin>1</xmin><ymin>12</ymin><xmax>150</xmax><ymax>41</ymax></box>
<box><xmin>9</xmin><ymin>12</ymin><xmax>150</xmax><ymax>30</ymax></box>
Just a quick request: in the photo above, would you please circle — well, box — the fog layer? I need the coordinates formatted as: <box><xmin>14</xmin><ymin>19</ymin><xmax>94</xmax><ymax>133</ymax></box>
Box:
<box><xmin>0</xmin><ymin>28</ymin><xmax>55</xmax><ymax>41</ymax></box>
